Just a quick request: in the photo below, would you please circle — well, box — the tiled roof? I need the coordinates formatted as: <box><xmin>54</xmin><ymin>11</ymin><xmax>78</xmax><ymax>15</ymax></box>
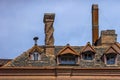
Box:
<box><xmin>0</xmin><ymin>59</ymin><xmax>12</xmax><ymax>67</ymax></box>
<box><xmin>2</xmin><ymin>43</ymin><xmax>120</xmax><ymax>68</ymax></box>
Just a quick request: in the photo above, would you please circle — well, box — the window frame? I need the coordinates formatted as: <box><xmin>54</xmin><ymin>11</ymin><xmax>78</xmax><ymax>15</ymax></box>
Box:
<box><xmin>81</xmin><ymin>51</ymin><xmax>95</xmax><ymax>60</ymax></box>
<box><xmin>58</xmin><ymin>53</ymin><xmax>78</xmax><ymax>65</ymax></box>
<box><xmin>30</xmin><ymin>52</ymin><xmax>41</xmax><ymax>61</ymax></box>
<box><xmin>104</xmin><ymin>53</ymin><xmax>117</xmax><ymax>66</ymax></box>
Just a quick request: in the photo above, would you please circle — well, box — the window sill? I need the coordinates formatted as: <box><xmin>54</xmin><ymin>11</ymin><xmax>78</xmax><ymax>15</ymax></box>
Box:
<box><xmin>59</xmin><ymin>64</ymin><xmax>79</xmax><ymax>66</ymax></box>
<box><xmin>81</xmin><ymin>59</ymin><xmax>94</xmax><ymax>62</ymax></box>
<box><xmin>106</xmin><ymin>64</ymin><xmax>118</xmax><ymax>67</ymax></box>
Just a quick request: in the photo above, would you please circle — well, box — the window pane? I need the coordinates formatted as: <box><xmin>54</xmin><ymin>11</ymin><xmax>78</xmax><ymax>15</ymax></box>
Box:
<box><xmin>106</xmin><ymin>53</ymin><xmax>116</xmax><ymax>65</ymax></box>
<box><xmin>59</xmin><ymin>54</ymin><xmax>76</xmax><ymax>65</ymax></box>
<box><xmin>82</xmin><ymin>51</ymin><xmax>94</xmax><ymax>60</ymax></box>
<box><xmin>34</xmin><ymin>52</ymin><xmax>39</xmax><ymax>60</ymax></box>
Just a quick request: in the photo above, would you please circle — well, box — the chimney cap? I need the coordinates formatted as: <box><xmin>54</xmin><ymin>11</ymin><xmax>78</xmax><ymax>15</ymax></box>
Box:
<box><xmin>43</xmin><ymin>13</ymin><xmax>55</xmax><ymax>23</ymax></box>
<box><xmin>92</xmin><ymin>4</ymin><xmax>98</xmax><ymax>9</ymax></box>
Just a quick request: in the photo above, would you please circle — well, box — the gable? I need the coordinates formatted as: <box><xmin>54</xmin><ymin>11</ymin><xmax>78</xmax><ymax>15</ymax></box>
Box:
<box><xmin>105</xmin><ymin>43</ymin><xmax>120</xmax><ymax>54</ymax></box>
<box><xmin>81</xmin><ymin>42</ymin><xmax>96</xmax><ymax>53</ymax></box>
<box><xmin>106</xmin><ymin>47</ymin><xmax>118</xmax><ymax>54</ymax></box>
<box><xmin>57</xmin><ymin>45</ymin><xmax>79</xmax><ymax>56</ymax></box>
<box><xmin>29</xmin><ymin>45</ymin><xmax>43</xmax><ymax>54</ymax></box>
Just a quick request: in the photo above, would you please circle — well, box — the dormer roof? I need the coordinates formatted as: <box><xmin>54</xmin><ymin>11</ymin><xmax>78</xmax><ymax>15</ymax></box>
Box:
<box><xmin>105</xmin><ymin>42</ymin><xmax>120</xmax><ymax>54</ymax></box>
<box><xmin>28</xmin><ymin>45</ymin><xmax>43</xmax><ymax>54</ymax></box>
<box><xmin>57</xmin><ymin>44</ymin><xmax>79</xmax><ymax>56</ymax></box>
<box><xmin>80</xmin><ymin>42</ymin><xmax>96</xmax><ymax>53</ymax></box>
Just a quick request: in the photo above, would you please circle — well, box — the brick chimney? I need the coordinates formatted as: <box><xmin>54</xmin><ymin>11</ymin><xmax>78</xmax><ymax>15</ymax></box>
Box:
<box><xmin>99</xmin><ymin>30</ymin><xmax>117</xmax><ymax>46</ymax></box>
<box><xmin>43</xmin><ymin>13</ymin><xmax>55</xmax><ymax>55</ymax></box>
<box><xmin>92</xmin><ymin>4</ymin><xmax>99</xmax><ymax>46</ymax></box>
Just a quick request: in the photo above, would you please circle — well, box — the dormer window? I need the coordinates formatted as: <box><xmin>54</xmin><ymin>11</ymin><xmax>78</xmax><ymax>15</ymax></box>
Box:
<box><xmin>80</xmin><ymin>42</ymin><xmax>96</xmax><ymax>61</ymax></box>
<box><xmin>60</xmin><ymin>54</ymin><xmax>76</xmax><ymax>64</ymax></box>
<box><xmin>106</xmin><ymin>53</ymin><xmax>117</xmax><ymax>65</ymax></box>
<box><xmin>103</xmin><ymin>43</ymin><xmax>120</xmax><ymax>66</ymax></box>
<box><xmin>31</xmin><ymin>52</ymin><xmax>41</xmax><ymax>61</ymax></box>
<box><xmin>82</xmin><ymin>51</ymin><xmax>95</xmax><ymax>60</ymax></box>
<box><xmin>57</xmin><ymin>45</ymin><xmax>79</xmax><ymax>65</ymax></box>
<box><xmin>58</xmin><ymin>53</ymin><xmax>78</xmax><ymax>65</ymax></box>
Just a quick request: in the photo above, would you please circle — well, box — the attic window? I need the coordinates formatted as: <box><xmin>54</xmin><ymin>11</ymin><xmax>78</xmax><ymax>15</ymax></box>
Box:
<box><xmin>58</xmin><ymin>53</ymin><xmax>78</xmax><ymax>65</ymax></box>
<box><xmin>106</xmin><ymin>53</ymin><xmax>117</xmax><ymax>65</ymax></box>
<box><xmin>31</xmin><ymin>52</ymin><xmax>41</xmax><ymax>61</ymax></box>
<box><xmin>82</xmin><ymin>51</ymin><xmax>95</xmax><ymax>60</ymax></box>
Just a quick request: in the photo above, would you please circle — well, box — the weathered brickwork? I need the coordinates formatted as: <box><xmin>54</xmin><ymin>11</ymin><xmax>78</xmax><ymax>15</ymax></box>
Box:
<box><xmin>99</xmin><ymin>30</ymin><xmax>117</xmax><ymax>46</ymax></box>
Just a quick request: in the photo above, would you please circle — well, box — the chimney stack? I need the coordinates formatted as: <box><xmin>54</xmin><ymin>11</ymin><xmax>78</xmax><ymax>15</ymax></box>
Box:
<box><xmin>43</xmin><ymin>13</ymin><xmax>55</xmax><ymax>55</ymax></box>
<box><xmin>92</xmin><ymin>4</ymin><xmax>99</xmax><ymax>46</ymax></box>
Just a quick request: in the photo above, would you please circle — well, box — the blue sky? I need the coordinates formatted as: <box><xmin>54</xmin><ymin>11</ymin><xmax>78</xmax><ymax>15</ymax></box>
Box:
<box><xmin>0</xmin><ymin>0</ymin><xmax>120</xmax><ymax>59</ymax></box>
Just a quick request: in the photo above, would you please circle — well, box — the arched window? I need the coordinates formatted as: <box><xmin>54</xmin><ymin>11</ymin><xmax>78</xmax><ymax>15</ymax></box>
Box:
<box><xmin>106</xmin><ymin>53</ymin><xmax>117</xmax><ymax>65</ymax></box>
<box><xmin>59</xmin><ymin>53</ymin><xmax>77</xmax><ymax>65</ymax></box>
<box><xmin>31</xmin><ymin>52</ymin><xmax>41</xmax><ymax>61</ymax></box>
<box><xmin>82</xmin><ymin>51</ymin><xmax>95</xmax><ymax>60</ymax></box>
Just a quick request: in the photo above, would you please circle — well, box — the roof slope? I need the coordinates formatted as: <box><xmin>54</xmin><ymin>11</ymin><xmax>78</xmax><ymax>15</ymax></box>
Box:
<box><xmin>0</xmin><ymin>59</ymin><xmax>12</xmax><ymax>67</ymax></box>
<box><xmin>4</xmin><ymin>45</ymin><xmax>56</xmax><ymax>67</ymax></box>
<box><xmin>2</xmin><ymin>42</ymin><xmax>120</xmax><ymax>68</ymax></box>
